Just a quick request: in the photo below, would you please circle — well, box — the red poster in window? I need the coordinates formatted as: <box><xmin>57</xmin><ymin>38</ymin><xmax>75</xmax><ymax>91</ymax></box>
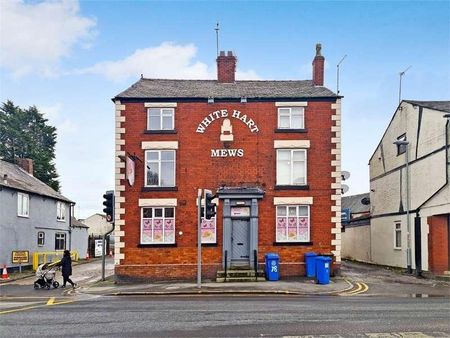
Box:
<box><xmin>298</xmin><ymin>217</ymin><xmax>309</xmax><ymax>241</ymax></box>
<box><xmin>276</xmin><ymin>217</ymin><xmax>287</xmax><ymax>241</ymax></box>
<box><xmin>153</xmin><ymin>219</ymin><xmax>163</xmax><ymax>242</ymax></box>
<box><xmin>288</xmin><ymin>217</ymin><xmax>297</xmax><ymax>240</ymax></box>
<box><xmin>201</xmin><ymin>218</ymin><xmax>216</xmax><ymax>243</ymax></box>
<box><xmin>299</xmin><ymin>217</ymin><xmax>308</xmax><ymax>226</ymax></box>
<box><xmin>126</xmin><ymin>155</ymin><xmax>135</xmax><ymax>186</ymax></box>
<box><xmin>164</xmin><ymin>219</ymin><xmax>174</xmax><ymax>243</ymax></box>
<box><xmin>142</xmin><ymin>219</ymin><xmax>152</xmax><ymax>243</ymax></box>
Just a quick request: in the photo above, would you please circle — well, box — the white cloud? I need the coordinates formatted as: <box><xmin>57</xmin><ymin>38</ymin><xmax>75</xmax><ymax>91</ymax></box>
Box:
<box><xmin>77</xmin><ymin>42</ymin><xmax>261</xmax><ymax>81</ymax></box>
<box><xmin>236</xmin><ymin>69</ymin><xmax>261</xmax><ymax>80</ymax></box>
<box><xmin>40</xmin><ymin>103</ymin><xmax>78</xmax><ymax>134</ymax></box>
<box><xmin>0</xmin><ymin>0</ymin><xmax>96</xmax><ymax>77</ymax></box>
<box><xmin>78</xmin><ymin>42</ymin><xmax>212</xmax><ymax>81</ymax></box>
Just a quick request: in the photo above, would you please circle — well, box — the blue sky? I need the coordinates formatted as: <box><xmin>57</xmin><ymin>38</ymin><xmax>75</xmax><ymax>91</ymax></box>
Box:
<box><xmin>1</xmin><ymin>0</ymin><xmax>449</xmax><ymax>218</ymax></box>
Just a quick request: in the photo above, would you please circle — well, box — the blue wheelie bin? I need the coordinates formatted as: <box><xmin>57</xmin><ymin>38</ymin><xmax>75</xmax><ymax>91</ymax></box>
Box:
<box><xmin>304</xmin><ymin>252</ymin><xmax>317</xmax><ymax>278</ymax></box>
<box><xmin>265</xmin><ymin>253</ymin><xmax>280</xmax><ymax>281</ymax></box>
<box><xmin>315</xmin><ymin>256</ymin><xmax>332</xmax><ymax>284</ymax></box>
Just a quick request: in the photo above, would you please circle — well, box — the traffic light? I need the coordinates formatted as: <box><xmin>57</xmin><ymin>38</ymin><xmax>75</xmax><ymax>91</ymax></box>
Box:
<box><xmin>103</xmin><ymin>190</ymin><xmax>115</xmax><ymax>223</ymax></box>
<box><xmin>204</xmin><ymin>191</ymin><xmax>216</xmax><ymax>220</ymax></box>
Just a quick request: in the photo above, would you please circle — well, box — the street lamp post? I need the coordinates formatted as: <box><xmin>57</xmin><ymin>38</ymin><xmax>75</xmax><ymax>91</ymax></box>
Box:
<box><xmin>394</xmin><ymin>139</ymin><xmax>412</xmax><ymax>273</ymax></box>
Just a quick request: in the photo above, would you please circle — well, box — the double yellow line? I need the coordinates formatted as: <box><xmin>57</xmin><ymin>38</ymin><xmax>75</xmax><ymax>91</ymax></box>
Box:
<box><xmin>339</xmin><ymin>279</ymin><xmax>369</xmax><ymax>296</ymax></box>
<box><xmin>0</xmin><ymin>297</ymin><xmax>74</xmax><ymax>315</ymax></box>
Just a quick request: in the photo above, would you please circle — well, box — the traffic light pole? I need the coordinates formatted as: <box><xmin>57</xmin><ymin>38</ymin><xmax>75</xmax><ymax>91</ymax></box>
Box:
<box><xmin>197</xmin><ymin>189</ymin><xmax>202</xmax><ymax>289</ymax></box>
<box><xmin>101</xmin><ymin>220</ymin><xmax>115</xmax><ymax>281</ymax></box>
<box><xmin>102</xmin><ymin>190</ymin><xmax>115</xmax><ymax>281</ymax></box>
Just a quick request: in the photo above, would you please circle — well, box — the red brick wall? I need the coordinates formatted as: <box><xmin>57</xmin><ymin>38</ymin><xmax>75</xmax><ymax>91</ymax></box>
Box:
<box><xmin>312</xmin><ymin>56</ymin><xmax>324</xmax><ymax>86</ymax></box>
<box><xmin>428</xmin><ymin>214</ymin><xmax>449</xmax><ymax>274</ymax></box>
<box><xmin>217</xmin><ymin>53</ymin><xmax>236</xmax><ymax>83</ymax></box>
<box><xmin>116</xmin><ymin>100</ymin><xmax>335</xmax><ymax>281</ymax></box>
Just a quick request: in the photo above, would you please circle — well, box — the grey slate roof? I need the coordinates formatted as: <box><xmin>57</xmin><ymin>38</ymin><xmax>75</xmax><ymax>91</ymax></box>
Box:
<box><xmin>0</xmin><ymin>160</ymin><xmax>73</xmax><ymax>203</ymax></box>
<box><xmin>404</xmin><ymin>100</ymin><xmax>450</xmax><ymax>113</ymax></box>
<box><xmin>115</xmin><ymin>78</ymin><xmax>337</xmax><ymax>99</ymax></box>
<box><xmin>71</xmin><ymin>216</ymin><xmax>89</xmax><ymax>229</ymax></box>
<box><xmin>342</xmin><ymin>193</ymin><xmax>370</xmax><ymax>214</ymax></box>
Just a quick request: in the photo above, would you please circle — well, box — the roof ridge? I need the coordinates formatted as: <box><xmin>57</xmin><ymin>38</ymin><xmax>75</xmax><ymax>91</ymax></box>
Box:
<box><xmin>0</xmin><ymin>159</ymin><xmax>73</xmax><ymax>203</ymax></box>
<box><xmin>140</xmin><ymin>78</ymin><xmax>313</xmax><ymax>82</ymax></box>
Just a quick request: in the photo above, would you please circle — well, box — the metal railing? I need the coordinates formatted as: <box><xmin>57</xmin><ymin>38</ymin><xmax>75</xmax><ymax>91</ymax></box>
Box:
<box><xmin>224</xmin><ymin>250</ymin><xmax>228</xmax><ymax>282</ymax></box>
<box><xmin>253</xmin><ymin>249</ymin><xmax>258</xmax><ymax>281</ymax></box>
<box><xmin>32</xmin><ymin>250</ymin><xmax>79</xmax><ymax>270</ymax></box>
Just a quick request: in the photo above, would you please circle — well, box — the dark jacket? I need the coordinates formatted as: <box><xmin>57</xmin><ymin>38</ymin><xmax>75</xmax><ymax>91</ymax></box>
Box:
<box><xmin>60</xmin><ymin>255</ymin><xmax>72</xmax><ymax>277</ymax></box>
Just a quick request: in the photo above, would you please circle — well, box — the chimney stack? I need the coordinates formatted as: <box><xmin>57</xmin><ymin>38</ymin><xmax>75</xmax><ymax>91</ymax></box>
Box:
<box><xmin>312</xmin><ymin>43</ymin><xmax>325</xmax><ymax>86</ymax></box>
<box><xmin>217</xmin><ymin>50</ymin><xmax>237</xmax><ymax>83</ymax></box>
<box><xmin>18</xmin><ymin>158</ymin><xmax>34</xmax><ymax>176</ymax></box>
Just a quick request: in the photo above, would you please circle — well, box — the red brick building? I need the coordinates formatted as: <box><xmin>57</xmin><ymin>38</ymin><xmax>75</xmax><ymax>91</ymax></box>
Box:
<box><xmin>113</xmin><ymin>44</ymin><xmax>342</xmax><ymax>281</ymax></box>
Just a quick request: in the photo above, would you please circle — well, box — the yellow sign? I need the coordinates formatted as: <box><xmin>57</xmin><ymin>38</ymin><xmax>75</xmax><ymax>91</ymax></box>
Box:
<box><xmin>12</xmin><ymin>250</ymin><xmax>29</xmax><ymax>264</ymax></box>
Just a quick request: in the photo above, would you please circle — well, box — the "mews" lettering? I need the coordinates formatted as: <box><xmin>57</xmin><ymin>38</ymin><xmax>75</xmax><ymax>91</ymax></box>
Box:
<box><xmin>211</xmin><ymin>149</ymin><xmax>244</xmax><ymax>157</ymax></box>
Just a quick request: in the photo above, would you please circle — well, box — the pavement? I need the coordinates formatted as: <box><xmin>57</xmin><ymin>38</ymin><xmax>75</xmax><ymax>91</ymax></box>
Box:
<box><xmin>81</xmin><ymin>260</ymin><xmax>450</xmax><ymax>298</ymax></box>
<box><xmin>0</xmin><ymin>257</ymin><xmax>103</xmax><ymax>284</ymax></box>
<box><xmin>1</xmin><ymin>259</ymin><xmax>449</xmax><ymax>298</ymax></box>
<box><xmin>81</xmin><ymin>276</ymin><xmax>354</xmax><ymax>297</ymax></box>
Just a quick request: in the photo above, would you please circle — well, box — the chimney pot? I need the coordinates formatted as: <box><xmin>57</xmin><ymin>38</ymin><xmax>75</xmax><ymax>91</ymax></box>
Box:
<box><xmin>18</xmin><ymin>158</ymin><xmax>34</xmax><ymax>176</ymax></box>
<box><xmin>217</xmin><ymin>50</ymin><xmax>237</xmax><ymax>83</ymax></box>
<box><xmin>312</xmin><ymin>43</ymin><xmax>325</xmax><ymax>86</ymax></box>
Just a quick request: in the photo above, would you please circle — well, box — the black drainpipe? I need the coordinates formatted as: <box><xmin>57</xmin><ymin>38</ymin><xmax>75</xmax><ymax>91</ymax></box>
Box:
<box><xmin>68</xmin><ymin>202</ymin><xmax>75</xmax><ymax>251</ymax></box>
<box><xmin>414</xmin><ymin>116</ymin><xmax>449</xmax><ymax>276</ymax></box>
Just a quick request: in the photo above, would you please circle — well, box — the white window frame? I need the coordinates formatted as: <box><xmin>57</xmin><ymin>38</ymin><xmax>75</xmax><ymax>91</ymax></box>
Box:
<box><xmin>56</xmin><ymin>201</ymin><xmax>66</xmax><ymax>222</ymax></box>
<box><xmin>147</xmin><ymin>108</ymin><xmax>175</xmax><ymax>131</ymax></box>
<box><xmin>55</xmin><ymin>232</ymin><xmax>66</xmax><ymax>250</ymax></box>
<box><xmin>37</xmin><ymin>231</ymin><xmax>45</xmax><ymax>246</ymax></box>
<box><xmin>17</xmin><ymin>192</ymin><xmax>29</xmax><ymax>217</ymax></box>
<box><xmin>394</xmin><ymin>221</ymin><xmax>402</xmax><ymax>249</ymax></box>
<box><xmin>276</xmin><ymin>149</ymin><xmax>307</xmax><ymax>185</ymax></box>
<box><xmin>277</xmin><ymin>107</ymin><xmax>305</xmax><ymax>129</ymax></box>
<box><xmin>276</xmin><ymin>205</ymin><xmax>310</xmax><ymax>243</ymax></box>
<box><xmin>145</xmin><ymin>150</ymin><xmax>176</xmax><ymax>187</ymax></box>
<box><xmin>140</xmin><ymin>207</ymin><xmax>176</xmax><ymax>244</ymax></box>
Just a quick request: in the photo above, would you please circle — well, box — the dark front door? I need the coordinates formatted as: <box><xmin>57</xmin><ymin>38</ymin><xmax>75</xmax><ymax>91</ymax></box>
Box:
<box><xmin>231</xmin><ymin>219</ymin><xmax>250</xmax><ymax>266</ymax></box>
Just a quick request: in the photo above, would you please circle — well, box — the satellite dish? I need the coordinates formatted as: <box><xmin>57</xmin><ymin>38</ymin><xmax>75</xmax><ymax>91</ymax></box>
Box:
<box><xmin>361</xmin><ymin>197</ymin><xmax>371</xmax><ymax>205</ymax></box>
<box><xmin>341</xmin><ymin>171</ymin><xmax>350</xmax><ymax>180</ymax></box>
<box><xmin>341</xmin><ymin>184</ymin><xmax>349</xmax><ymax>194</ymax></box>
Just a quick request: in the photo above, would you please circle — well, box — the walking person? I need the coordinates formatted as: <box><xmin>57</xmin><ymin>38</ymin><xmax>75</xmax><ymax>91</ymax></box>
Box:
<box><xmin>59</xmin><ymin>250</ymin><xmax>76</xmax><ymax>288</ymax></box>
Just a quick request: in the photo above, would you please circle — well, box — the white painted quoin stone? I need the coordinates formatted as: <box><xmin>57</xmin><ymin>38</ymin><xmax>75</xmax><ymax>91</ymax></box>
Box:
<box><xmin>330</xmin><ymin>100</ymin><xmax>342</xmax><ymax>263</ymax></box>
<box><xmin>114</xmin><ymin>100</ymin><xmax>126</xmax><ymax>265</ymax></box>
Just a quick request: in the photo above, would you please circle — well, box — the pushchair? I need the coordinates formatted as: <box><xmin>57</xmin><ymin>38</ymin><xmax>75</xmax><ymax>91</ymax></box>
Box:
<box><xmin>33</xmin><ymin>261</ymin><xmax>60</xmax><ymax>290</ymax></box>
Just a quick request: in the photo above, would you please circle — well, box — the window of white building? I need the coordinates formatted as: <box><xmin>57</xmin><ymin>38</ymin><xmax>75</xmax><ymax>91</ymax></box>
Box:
<box><xmin>37</xmin><ymin>231</ymin><xmax>45</xmax><ymax>246</ymax></box>
<box><xmin>17</xmin><ymin>192</ymin><xmax>29</xmax><ymax>217</ymax></box>
<box><xmin>141</xmin><ymin>207</ymin><xmax>175</xmax><ymax>244</ymax></box>
<box><xmin>276</xmin><ymin>205</ymin><xmax>310</xmax><ymax>242</ymax></box>
<box><xmin>276</xmin><ymin>149</ymin><xmax>307</xmax><ymax>185</ymax></box>
<box><xmin>147</xmin><ymin>108</ymin><xmax>175</xmax><ymax>131</ymax></box>
<box><xmin>394</xmin><ymin>222</ymin><xmax>402</xmax><ymax>249</ymax></box>
<box><xmin>57</xmin><ymin>201</ymin><xmax>66</xmax><ymax>221</ymax></box>
<box><xmin>55</xmin><ymin>233</ymin><xmax>66</xmax><ymax>250</ymax></box>
<box><xmin>145</xmin><ymin>150</ymin><xmax>176</xmax><ymax>187</ymax></box>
